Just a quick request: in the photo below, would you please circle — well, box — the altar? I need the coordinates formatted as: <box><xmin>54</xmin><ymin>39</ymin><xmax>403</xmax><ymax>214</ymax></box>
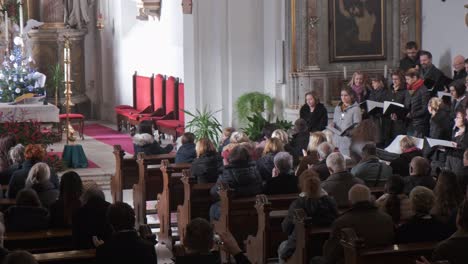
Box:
<box><xmin>0</xmin><ymin>103</ymin><xmax>59</xmax><ymax>123</ymax></box>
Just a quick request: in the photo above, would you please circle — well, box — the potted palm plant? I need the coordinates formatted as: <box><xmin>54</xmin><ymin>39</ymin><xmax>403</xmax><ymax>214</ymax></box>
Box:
<box><xmin>183</xmin><ymin>106</ymin><xmax>223</xmax><ymax>146</ymax></box>
<box><xmin>47</xmin><ymin>63</ymin><xmax>64</xmax><ymax>108</ymax></box>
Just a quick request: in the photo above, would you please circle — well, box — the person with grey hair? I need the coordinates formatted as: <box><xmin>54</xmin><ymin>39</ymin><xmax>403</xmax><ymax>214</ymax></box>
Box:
<box><xmin>25</xmin><ymin>162</ymin><xmax>58</xmax><ymax>209</ymax></box>
<box><xmin>309</xmin><ymin>142</ymin><xmax>334</xmax><ymax>181</ymax></box>
<box><xmin>396</xmin><ymin>186</ymin><xmax>451</xmax><ymax>243</ymax></box>
<box><xmin>350</xmin><ymin>143</ymin><xmax>393</xmax><ymax>187</ymax></box>
<box><xmin>0</xmin><ymin>144</ymin><xmax>24</xmax><ymax>185</ymax></box>
<box><xmin>321</xmin><ymin>152</ymin><xmax>364</xmax><ymax>207</ymax></box>
<box><xmin>321</xmin><ymin>184</ymin><xmax>394</xmax><ymax>264</ymax></box>
<box><xmin>72</xmin><ymin>186</ymin><xmax>112</xmax><ymax>249</ymax></box>
<box><xmin>263</xmin><ymin>152</ymin><xmax>298</xmax><ymax>195</ymax></box>
<box><xmin>403</xmin><ymin>156</ymin><xmax>436</xmax><ymax>194</ymax></box>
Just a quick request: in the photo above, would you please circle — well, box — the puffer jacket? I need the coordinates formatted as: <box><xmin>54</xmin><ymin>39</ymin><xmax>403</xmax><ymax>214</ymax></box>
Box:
<box><xmin>191</xmin><ymin>152</ymin><xmax>223</xmax><ymax>183</ymax></box>
<box><xmin>408</xmin><ymin>82</ymin><xmax>430</xmax><ymax>128</ymax></box>
<box><xmin>210</xmin><ymin>161</ymin><xmax>262</xmax><ymax>200</ymax></box>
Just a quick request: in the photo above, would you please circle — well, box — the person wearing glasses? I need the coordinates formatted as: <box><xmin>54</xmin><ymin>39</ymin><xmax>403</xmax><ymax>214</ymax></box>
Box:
<box><xmin>452</xmin><ymin>55</ymin><xmax>467</xmax><ymax>81</ymax></box>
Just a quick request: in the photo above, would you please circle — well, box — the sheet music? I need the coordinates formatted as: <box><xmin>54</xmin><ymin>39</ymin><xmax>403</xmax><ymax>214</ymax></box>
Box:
<box><xmin>366</xmin><ymin>100</ymin><xmax>384</xmax><ymax>112</ymax></box>
<box><xmin>437</xmin><ymin>92</ymin><xmax>451</xmax><ymax>99</ymax></box>
<box><xmin>384</xmin><ymin>135</ymin><xmax>424</xmax><ymax>154</ymax></box>
<box><xmin>383</xmin><ymin>101</ymin><xmax>404</xmax><ymax>114</ymax></box>
<box><xmin>426</xmin><ymin>137</ymin><xmax>457</xmax><ymax>148</ymax></box>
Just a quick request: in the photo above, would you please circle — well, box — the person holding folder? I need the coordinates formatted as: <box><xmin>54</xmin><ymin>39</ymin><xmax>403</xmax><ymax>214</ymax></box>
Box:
<box><xmin>387</xmin><ymin>71</ymin><xmax>410</xmax><ymax>145</ymax></box>
<box><xmin>330</xmin><ymin>87</ymin><xmax>362</xmax><ymax>156</ymax></box>
<box><xmin>446</xmin><ymin>110</ymin><xmax>468</xmax><ymax>172</ymax></box>
<box><xmin>369</xmin><ymin>75</ymin><xmax>390</xmax><ymax>147</ymax></box>
<box><xmin>405</xmin><ymin>68</ymin><xmax>431</xmax><ymax>138</ymax></box>
<box><xmin>426</xmin><ymin>97</ymin><xmax>452</xmax><ymax>173</ymax></box>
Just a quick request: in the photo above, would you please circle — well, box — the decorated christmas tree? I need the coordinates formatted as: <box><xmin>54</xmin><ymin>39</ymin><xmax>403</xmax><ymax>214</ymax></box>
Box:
<box><xmin>0</xmin><ymin>37</ymin><xmax>42</xmax><ymax>102</ymax></box>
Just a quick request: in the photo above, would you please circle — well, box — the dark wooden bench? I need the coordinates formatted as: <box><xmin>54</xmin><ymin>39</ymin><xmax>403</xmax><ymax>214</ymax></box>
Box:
<box><xmin>111</xmin><ymin>145</ymin><xmax>175</xmax><ymax>202</ymax></box>
<box><xmin>176</xmin><ymin>171</ymin><xmax>215</xmax><ymax>244</ymax></box>
<box><xmin>5</xmin><ymin>229</ymin><xmax>73</xmax><ymax>253</ymax></box>
<box><xmin>34</xmin><ymin>249</ymin><xmax>96</xmax><ymax>264</ymax></box>
<box><xmin>341</xmin><ymin>228</ymin><xmax>438</xmax><ymax>264</ymax></box>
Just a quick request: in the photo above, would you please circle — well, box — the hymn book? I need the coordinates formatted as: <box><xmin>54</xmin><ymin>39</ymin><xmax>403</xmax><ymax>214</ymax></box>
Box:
<box><xmin>425</xmin><ymin>137</ymin><xmax>457</xmax><ymax>149</ymax></box>
<box><xmin>326</xmin><ymin>123</ymin><xmax>357</xmax><ymax>137</ymax></box>
<box><xmin>384</xmin><ymin>135</ymin><xmax>424</xmax><ymax>154</ymax></box>
<box><xmin>383</xmin><ymin>101</ymin><xmax>408</xmax><ymax>119</ymax></box>
<box><xmin>360</xmin><ymin>100</ymin><xmax>384</xmax><ymax>116</ymax></box>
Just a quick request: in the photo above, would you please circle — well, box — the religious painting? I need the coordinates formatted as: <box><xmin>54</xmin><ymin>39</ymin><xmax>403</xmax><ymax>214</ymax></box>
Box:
<box><xmin>329</xmin><ymin>0</ymin><xmax>386</xmax><ymax>62</ymax></box>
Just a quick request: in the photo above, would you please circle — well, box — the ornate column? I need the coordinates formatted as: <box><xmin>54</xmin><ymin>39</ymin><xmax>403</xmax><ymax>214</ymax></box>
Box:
<box><xmin>306</xmin><ymin>0</ymin><xmax>320</xmax><ymax>70</ymax></box>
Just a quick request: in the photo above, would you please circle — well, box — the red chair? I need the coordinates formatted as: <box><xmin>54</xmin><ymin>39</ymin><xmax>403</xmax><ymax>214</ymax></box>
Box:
<box><xmin>114</xmin><ymin>72</ymin><xmax>153</xmax><ymax>131</ymax></box>
<box><xmin>157</xmin><ymin>80</ymin><xmax>185</xmax><ymax>140</ymax></box>
<box><xmin>59</xmin><ymin>113</ymin><xmax>85</xmax><ymax>140</ymax></box>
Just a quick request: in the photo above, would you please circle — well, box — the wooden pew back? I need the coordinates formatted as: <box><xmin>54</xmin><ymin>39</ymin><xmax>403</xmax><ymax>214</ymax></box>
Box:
<box><xmin>34</xmin><ymin>249</ymin><xmax>96</xmax><ymax>264</ymax></box>
<box><xmin>5</xmin><ymin>229</ymin><xmax>73</xmax><ymax>253</ymax></box>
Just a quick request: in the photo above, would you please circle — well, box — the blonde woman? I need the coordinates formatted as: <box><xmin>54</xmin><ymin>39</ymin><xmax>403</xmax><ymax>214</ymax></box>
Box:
<box><xmin>256</xmin><ymin>138</ymin><xmax>284</xmax><ymax>181</ymax></box>
<box><xmin>191</xmin><ymin>138</ymin><xmax>223</xmax><ymax>183</ymax></box>
<box><xmin>348</xmin><ymin>71</ymin><xmax>370</xmax><ymax>103</ymax></box>
<box><xmin>295</xmin><ymin>132</ymin><xmax>327</xmax><ymax>177</ymax></box>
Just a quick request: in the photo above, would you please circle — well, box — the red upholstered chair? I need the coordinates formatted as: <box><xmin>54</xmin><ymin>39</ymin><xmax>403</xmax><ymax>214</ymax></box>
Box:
<box><xmin>59</xmin><ymin>113</ymin><xmax>85</xmax><ymax>140</ymax></box>
<box><xmin>114</xmin><ymin>72</ymin><xmax>153</xmax><ymax>131</ymax></box>
<box><xmin>157</xmin><ymin>80</ymin><xmax>185</xmax><ymax>140</ymax></box>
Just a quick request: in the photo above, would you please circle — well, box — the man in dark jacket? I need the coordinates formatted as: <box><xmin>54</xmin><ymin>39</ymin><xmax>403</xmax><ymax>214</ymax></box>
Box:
<box><xmin>351</xmin><ymin>143</ymin><xmax>393</xmax><ymax>187</ymax></box>
<box><xmin>456</xmin><ymin>150</ymin><xmax>468</xmax><ymax>195</ymax></box>
<box><xmin>452</xmin><ymin>55</ymin><xmax>467</xmax><ymax>81</ymax></box>
<box><xmin>322</xmin><ymin>184</ymin><xmax>394</xmax><ymax>264</ymax></box>
<box><xmin>310</xmin><ymin>142</ymin><xmax>333</xmax><ymax>181</ymax></box>
<box><xmin>96</xmin><ymin>202</ymin><xmax>157</xmax><ymax>264</ymax></box>
<box><xmin>399</xmin><ymin>41</ymin><xmax>420</xmax><ymax>72</ymax></box>
<box><xmin>420</xmin><ymin>50</ymin><xmax>449</xmax><ymax>94</ymax></box>
<box><xmin>450</xmin><ymin>81</ymin><xmax>468</xmax><ymax>119</ymax></box>
<box><xmin>321</xmin><ymin>152</ymin><xmax>364</xmax><ymax>208</ymax></box>
<box><xmin>263</xmin><ymin>152</ymin><xmax>298</xmax><ymax>195</ymax></box>
<box><xmin>403</xmin><ymin>156</ymin><xmax>436</xmax><ymax>194</ymax></box>
<box><xmin>405</xmin><ymin>68</ymin><xmax>431</xmax><ymax>137</ymax></box>
<box><xmin>175</xmin><ymin>132</ymin><xmax>196</xmax><ymax>163</ymax></box>
<box><xmin>209</xmin><ymin>145</ymin><xmax>263</xmax><ymax>220</ymax></box>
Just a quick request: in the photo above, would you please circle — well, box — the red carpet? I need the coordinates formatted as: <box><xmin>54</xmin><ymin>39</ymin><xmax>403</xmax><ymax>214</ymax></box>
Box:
<box><xmin>48</xmin><ymin>152</ymin><xmax>100</xmax><ymax>169</ymax></box>
<box><xmin>83</xmin><ymin>123</ymin><xmax>134</xmax><ymax>154</ymax></box>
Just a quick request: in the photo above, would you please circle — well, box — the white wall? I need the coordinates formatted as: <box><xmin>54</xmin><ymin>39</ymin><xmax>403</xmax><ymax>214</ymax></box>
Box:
<box><xmin>97</xmin><ymin>0</ymin><xmax>184</xmax><ymax>121</ymax></box>
<box><xmin>422</xmin><ymin>1</ymin><xmax>468</xmax><ymax>76</ymax></box>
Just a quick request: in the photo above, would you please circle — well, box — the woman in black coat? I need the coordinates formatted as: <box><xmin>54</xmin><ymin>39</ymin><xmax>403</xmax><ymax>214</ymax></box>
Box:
<box><xmin>446</xmin><ymin>110</ymin><xmax>468</xmax><ymax>172</ymax></box>
<box><xmin>405</xmin><ymin>69</ymin><xmax>431</xmax><ymax>138</ymax></box>
<box><xmin>386</xmin><ymin>71</ymin><xmax>410</xmax><ymax>145</ymax></box>
<box><xmin>191</xmin><ymin>138</ymin><xmax>223</xmax><ymax>184</ymax></box>
<box><xmin>5</xmin><ymin>189</ymin><xmax>49</xmax><ymax>232</ymax></box>
<box><xmin>299</xmin><ymin>91</ymin><xmax>328</xmax><ymax>133</ymax></box>
<box><xmin>50</xmin><ymin>171</ymin><xmax>83</xmax><ymax>228</ymax></box>
<box><xmin>256</xmin><ymin>138</ymin><xmax>284</xmax><ymax>181</ymax></box>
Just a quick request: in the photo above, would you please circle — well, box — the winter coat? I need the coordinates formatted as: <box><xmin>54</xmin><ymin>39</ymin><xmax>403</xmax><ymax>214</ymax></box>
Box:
<box><xmin>175</xmin><ymin>143</ymin><xmax>196</xmax><ymax>163</ymax></box>
<box><xmin>191</xmin><ymin>152</ymin><xmax>223</xmax><ymax>183</ymax></box>
<box><xmin>256</xmin><ymin>152</ymin><xmax>275</xmax><ymax>181</ymax></box>
<box><xmin>332</xmin><ymin>102</ymin><xmax>362</xmax><ymax>156</ymax></box>
<box><xmin>210</xmin><ymin>162</ymin><xmax>262</xmax><ymax>200</ymax></box>
<box><xmin>321</xmin><ymin>171</ymin><xmax>364</xmax><ymax>208</ymax></box>
<box><xmin>299</xmin><ymin>103</ymin><xmax>328</xmax><ymax>132</ymax></box>
<box><xmin>132</xmin><ymin>133</ymin><xmax>173</xmax><ymax>157</ymax></box>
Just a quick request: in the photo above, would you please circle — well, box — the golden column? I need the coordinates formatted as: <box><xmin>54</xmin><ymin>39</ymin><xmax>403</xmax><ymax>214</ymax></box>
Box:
<box><xmin>63</xmin><ymin>37</ymin><xmax>76</xmax><ymax>144</ymax></box>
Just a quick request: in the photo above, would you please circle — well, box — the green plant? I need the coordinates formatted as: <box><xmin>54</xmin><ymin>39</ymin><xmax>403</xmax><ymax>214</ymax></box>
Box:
<box><xmin>184</xmin><ymin>107</ymin><xmax>223</xmax><ymax>147</ymax></box>
<box><xmin>0</xmin><ymin>121</ymin><xmax>61</xmax><ymax>146</ymax></box>
<box><xmin>47</xmin><ymin>63</ymin><xmax>64</xmax><ymax>106</ymax></box>
<box><xmin>235</xmin><ymin>92</ymin><xmax>274</xmax><ymax>123</ymax></box>
<box><xmin>274</xmin><ymin>118</ymin><xmax>293</xmax><ymax>131</ymax></box>
<box><xmin>242</xmin><ymin>112</ymin><xmax>268</xmax><ymax>142</ymax></box>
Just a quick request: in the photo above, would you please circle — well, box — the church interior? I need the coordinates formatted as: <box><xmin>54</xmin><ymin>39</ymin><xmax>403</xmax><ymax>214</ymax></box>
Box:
<box><xmin>0</xmin><ymin>0</ymin><xmax>467</xmax><ymax>263</ymax></box>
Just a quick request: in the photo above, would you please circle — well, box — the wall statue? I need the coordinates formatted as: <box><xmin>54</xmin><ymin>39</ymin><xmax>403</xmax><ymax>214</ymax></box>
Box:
<box><xmin>63</xmin><ymin>0</ymin><xmax>93</xmax><ymax>29</ymax></box>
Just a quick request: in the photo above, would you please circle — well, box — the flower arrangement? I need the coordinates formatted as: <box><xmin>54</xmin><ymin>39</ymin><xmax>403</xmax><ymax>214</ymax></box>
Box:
<box><xmin>0</xmin><ymin>38</ymin><xmax>43</xmax><ymax>102</ymax></box>
<box><xmin>1</xmin><ymin>0</ymin><xmax>20</xmax><ymax>23</ymax></box>
<box><xmin>45</xmin><ymin>151</ymin><xmax>66</xmax><ymax>172</ymax></box>
<box><xmin>0</xmin><ymin>120</ymin><xmax>61</xmax><ymax>145</ymax></box>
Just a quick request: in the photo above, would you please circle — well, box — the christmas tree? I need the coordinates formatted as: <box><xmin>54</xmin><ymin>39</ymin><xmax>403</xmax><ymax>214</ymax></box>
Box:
<box><xmin>0</xmin><ymin>37</ymin><xmax>41</xmax><ymax>102</ymax></box>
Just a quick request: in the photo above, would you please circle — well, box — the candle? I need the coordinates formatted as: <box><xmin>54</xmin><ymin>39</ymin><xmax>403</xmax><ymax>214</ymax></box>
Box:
<box><xmin>384</xmin><ymin>64</ymin><xmax>388</xmax><ymax>79</ymax></box>
<box><xmin>18</xmin><ymin>0</ymin><xmax>23</xmax><ymax>35</ymax></box>
<box><xmin>343</xmin><ymin>66</ymin><xmax>347</xmax><ymax>80</ymax></box>
<box><xmin>4</xmin><ymin>11</ymin><xmax>8</xmax><ymax>45</ymax></box>
<box><xmin>63</xmin><ymin>46</ymin><xmax>69</xmax><ymax>82</ymax></box>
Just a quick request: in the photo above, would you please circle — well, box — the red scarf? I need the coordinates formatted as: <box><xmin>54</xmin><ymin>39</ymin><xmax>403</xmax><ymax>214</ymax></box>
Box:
<box><xmin>408</xmin><ymin>79</ymin><xmax>424</xmax><ymax>91</ymax></box>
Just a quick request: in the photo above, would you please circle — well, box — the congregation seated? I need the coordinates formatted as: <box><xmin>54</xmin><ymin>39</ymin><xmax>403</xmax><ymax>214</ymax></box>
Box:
<box><xmin>430</xmin><ymin>199</ymin><xmax>468</xmax><ymax>264</ymax></box>
<box><xmin>132</xmin><ymin>120</ymin><xmax>173</xmax><ymax>158</ymax></box>
<box><xmin>175</xmin><ymin>132</ymin><xmax>197</xmax><ymax>163</ymax></box>
<box><xmin>8</xmin><ymin>144</ymin><xmax>59</xmax><ymax>199</ymax></box>
<box><xmin>431</xmin><ymin>170</ymin><xmax>463</xmax><ymax>231</ymax></box>
<box><xmin>191</xmin><ymin>138</ymin><xmax>223</xmax><ymax>183</ymax></box>
<box><xmin>289</xmin><ymin>119</ymin><xmax>310</xmax><ymax>164</ymax></box>
<box><xmin>321</xmin><ymin>152</ymin><xmax>364</xmax><ymax>208</ymax></box>
<box><xmin>175</xmin><ymin>218</ymin><xmax>250</xmax><ymax>264</ymax></box>
<box><xmin>456</xmin><ymin>149</ymin><xmax>468</xmax><ymax>193</ymax></box>
<box><xmin>375</xmin><ymin>175</ymin><xmax>412</xmax><ymax>223</ymax></box>
<box><xmin>278</xmin><ymin>170</ymin><xmax>338</xmax><ymax>263</ymax></box>
<box><xmin>396</xmin><ymin>186</ymin><xmax>451</xmax><ymax>243</ymax></box>
<box><xmin>403</xmin><ymin>156</ymin><xmax>436</xmax><ymax>194</ymax></box>
<box><xmin>72</xmin><ymin>186</ymin><xmax>112</xmax><ymax>249</ymax></box>
<box><xmin>3</xmin><ymin>251</ymin><xmax>37</xmax><ymax>264</ymax></box>
<box><xmin>446</xmin><ymin>109</ymin><xmax>468</xmax><ymax>172</ymax></box>
<box><xmin>320</xmin><ymin>184</ymin><xmax>394</xmax><ymax>264</ymax></box>
<box><xmin>295</xmin><ymin>132</ymin><xmax>326</xmax><ymax>177</ymax></box>
<box><xmin>209</xmin><ymin>145</ymin><xmax>262</xmax><ymax>220</ymax></box>
<box><xmin>254</xmin><ymin>124</ymin><xmax>278</xmax><ymax>157</ymax></box>
<box><xmin>49</xmin><ymin>171</ymin><xmax>83</xmax><ymax>228</ymax></box>
<box><xmin>350</xmin><ymin>143</ymin><xmax>392</xmax><ymax>187</ymax></box>
<box><xmin>0</xmin><ymin>135</ymin><xmax>18</xmax><ymax>178</ymax></box>
<box><xmin>5</xmin><ymin>189</ymin><xmax>49</xmax><ymax>232</ymax></box>
<box><xmin>95</xmin><ymin>202</ymin><xmax>157</xmax><ymax>264</ymax></box>
<box><xmin>308</xmin><ymin>142</ymin><xmax>334</xmax><ymax>181</ymax></box>
<box><xmin>299</xmin><ymin>91</ymin><xmax>328</xmax><ymax>133</ymax></box>
<box><xmin>271</xmin><ymin>129</ymin><xmax>293</xmax><ymax>155</ymax></box>
<box><xmin>0</xmin><ymin>144</ymin><xmax>24</xmax><ymax>186</ymax></box>
<box><xmin>389</xmin><ymin>136</ymin><xmax>423</xmax><ymax>177</ymax></box>
<box><xmin>25</xmin><ymin>162</ymin><xmax>59</xmax><ymax>209</ymax></box>
<box><xmin>256</xmin><ymin>138</ymin><xmax>284</xmax><ymax>181</ymax></box>
<box><xmin>221</xmin><ymin>131</ymin><xmax>258</xmax><ymax>164</ymax></box>
<box><xmin>217</xmin><ymin>127</ymin><xmax>235</xmax><ymax>153</ymax></box>
<box><xmin>263</xmin><ymin>152</ymin><xmax>298</xmax><ymax>195</ymax></box>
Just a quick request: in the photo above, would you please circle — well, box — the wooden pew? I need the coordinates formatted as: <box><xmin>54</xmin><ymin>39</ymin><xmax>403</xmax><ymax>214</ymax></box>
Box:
<box><xmin>156</xmin><ymin>161</ymin><xmax>191</xmax><ymax>245</ymax></box>
<box><xmin>34</xmin><ymin>249</ymin><xmax>96</xmax><ymax>264</ymax></box>
<box><xmin>176</xmin><ymin>171</ymin><xmax>215</xmax><ymax>244</ymax></box>
<box><xmin>111</xmin><ymin>145</ymin><xmax>175</xmax><ymax>203</ymax></box>
<box><xmin>5</xmin><ymin>229</ymin><xmax>73</xmax><ymax>253</ymax></box>
<box><xmin>341</xmin><ymin>228</ymin><xmax>437</xmax><ymax>264</ymax></box>
<box><xmin>133</xmin><ymin>154</ymin><xmax>190</xmax><ymax>228</ymax></box>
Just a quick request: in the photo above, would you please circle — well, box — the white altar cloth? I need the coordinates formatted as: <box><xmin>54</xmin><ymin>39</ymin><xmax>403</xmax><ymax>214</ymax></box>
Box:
<box><xmin>0</xmin><ymin>103</ymin><xmax>60</xmax><ymax>123</ymax></box>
